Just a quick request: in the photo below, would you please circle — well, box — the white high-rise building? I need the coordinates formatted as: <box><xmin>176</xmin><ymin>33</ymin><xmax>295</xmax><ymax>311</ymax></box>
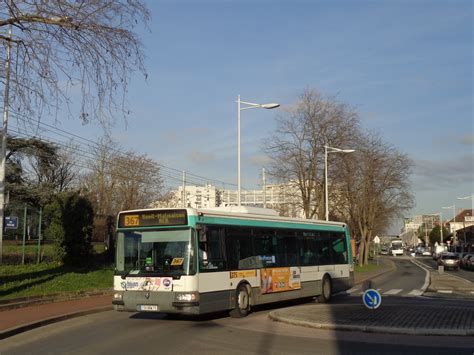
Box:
<box><xmin>163</xmin><ymin>182</ymin><xmax>312</xmax><ymax>218</ymax></box>
<box><xmin>176</xmin><ymin>184</ymin><xmax>216</xmax><ymax>209</ymax></box>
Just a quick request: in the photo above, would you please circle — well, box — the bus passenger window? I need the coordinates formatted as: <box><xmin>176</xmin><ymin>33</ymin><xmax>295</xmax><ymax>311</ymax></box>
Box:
<box><xmin>199</xmin><ymin>226</ymin><xmax>226</xmax><ymax>271</ymax></box>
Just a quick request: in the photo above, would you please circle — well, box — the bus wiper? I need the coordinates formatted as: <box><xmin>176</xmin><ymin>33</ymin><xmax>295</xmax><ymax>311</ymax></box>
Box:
<box><xmin>121</xmin><ymin>267</ymin><xmax>139</xmax><ymax>279</ymax></box>
<box><xmin>122</xmin><ymin>261</ymin><xmax>141</xmax><ymax>279</ymax></box>
<box><xmin>121</xmin><ymin>269</ymin><xmax>132</xmax><ymax>279</ymax></box>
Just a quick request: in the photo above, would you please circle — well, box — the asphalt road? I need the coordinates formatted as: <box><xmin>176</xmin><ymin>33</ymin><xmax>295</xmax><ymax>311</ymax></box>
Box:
<box><xmin>1</xmin><ymin>258</ymin><xmax>473</xmax><ymax>355</ymax></box>
<box><xmin>344</xmin><ymin>256</ymin><xmax>428</xmax><ymax>298</ymax></box>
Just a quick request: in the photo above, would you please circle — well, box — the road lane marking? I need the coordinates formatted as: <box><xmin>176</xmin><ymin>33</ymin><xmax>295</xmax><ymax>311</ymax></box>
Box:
<box><xmin>383</xmin><ymin>289</ymin><xmax>402</xmax><ymax>295</ymax></box>
<box><xmin>407</xmin><ymin>289</ymin><xmax>423</xmax><ymax>296</ymax></box>
<box><xmin>346</xmin><ymin>287</ymin><xmax>360</xmax><ymax>293</ymax></box>
<box><xmin>410</xmin><ymin>259</ymin><xmax>430</xmax><ymax>291</ymax></box>
<box><xmin>437</xmin><ymin>290</ymin><xmax>453</xmax><ymax>294</ymax></box>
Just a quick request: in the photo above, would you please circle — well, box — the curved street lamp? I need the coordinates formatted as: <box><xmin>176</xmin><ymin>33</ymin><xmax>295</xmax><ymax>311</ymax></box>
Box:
<box><xmin>457</xmin><ymin>195</ymin><xmax>473</xmax><ymax>212</ymax></box>
<box><xmin>237</xmin><ymin>95</ymin><xmax>279</xmax><ymax>206</ymax></box>
<box><xmin>442</xmin><ymin>205</ymin><xmax>456</xmax><ymax>249</ymax></box>
<box><xmin>324</xmin><ymin>145</ymin><xmax>355</xmax><ymax>221</ymax></box>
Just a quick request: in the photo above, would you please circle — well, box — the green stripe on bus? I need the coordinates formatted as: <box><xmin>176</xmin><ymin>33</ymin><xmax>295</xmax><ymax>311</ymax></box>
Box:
<box><xmin>196</xmin><ymin>215</ymin><xmax>345</xmax><ymax>232</ymax></box>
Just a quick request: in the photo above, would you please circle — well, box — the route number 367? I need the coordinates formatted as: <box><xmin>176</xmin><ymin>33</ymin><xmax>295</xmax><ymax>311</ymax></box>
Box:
<box><xmin>124</xmin><ymin>215</ymin><xmax>140</xmax><ymax>227</ymax></box>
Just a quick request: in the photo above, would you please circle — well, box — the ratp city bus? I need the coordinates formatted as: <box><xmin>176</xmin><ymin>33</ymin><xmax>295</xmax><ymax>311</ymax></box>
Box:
<box><xmin>390</xmin><ymin>239</ymin><xmax>404</xmax><ymax>256</ymax></box>
<box><xmin>112</xmin><ymin>206</ymin><xmax>354</xmax><ymax>317</ymax></box>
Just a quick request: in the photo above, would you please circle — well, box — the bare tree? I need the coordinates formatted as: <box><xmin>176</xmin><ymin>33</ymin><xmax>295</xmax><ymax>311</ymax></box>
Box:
<box><xmin>81</xmin><ymin>139</ymin><xmax>164</xmax><ymax>217</ymax></box>
<box><xmin>111</xmin><ymin>153</ymin><xmax>163</xmax><ymax>211</ymax></box>
<box><xmin>1</xmin><ymin>0</ymin><xmax>150</xmax><ymax>126</ymax></box>
<box><xmin>335</xmin><ymin>133</ymin><xmax>414</xmax><ymax>265</ymax></box>
<box><xmin>151</xmin><ymin>190</ymin><xmax>181</xmax><ymax>208</ymax></box>
<box><xmin>264</xmin><ymin>89</ymin><xmax>360</xmax><ymax>219</ymax></box>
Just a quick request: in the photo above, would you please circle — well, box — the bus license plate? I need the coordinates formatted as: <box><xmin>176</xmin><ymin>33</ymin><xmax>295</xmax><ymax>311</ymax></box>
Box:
<box><xmin>139</xmin><ymin>305</ymin><xmax>159</xmax><ymax>311</ymax></box>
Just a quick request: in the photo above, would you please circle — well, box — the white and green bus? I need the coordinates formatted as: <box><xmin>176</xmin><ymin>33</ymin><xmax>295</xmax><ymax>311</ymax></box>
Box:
<box><xmin>113</xmin><ymin>207</ymin><xmax>354</xmax><ymax>317</ymax></box>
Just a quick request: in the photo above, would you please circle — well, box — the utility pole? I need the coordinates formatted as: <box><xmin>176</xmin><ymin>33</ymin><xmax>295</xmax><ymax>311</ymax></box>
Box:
<box><xmin>0</xmin><ymin>14</ymin><xmax>13</xmax><ymax>264</ymax></box>
<box><xmin>262</xmin><ymin>168</ymin><xmax>266</xmax><ymax>209</ymax></box>
<box><xmin>182</xmin><ymin>170</ymin><xmax>186</xmax><ymax>208</ymax></box>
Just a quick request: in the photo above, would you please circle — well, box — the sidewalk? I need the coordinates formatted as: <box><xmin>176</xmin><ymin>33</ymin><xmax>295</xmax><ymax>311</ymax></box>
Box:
<box><xmin>425</xmin><ymin>271</ymin><xmax>474</xmax><ymax>298</ymax></box>
<box><xmin>0</xmin><ymin>294</ymin><xmax>112</xmax><ymax>339</ymax></box>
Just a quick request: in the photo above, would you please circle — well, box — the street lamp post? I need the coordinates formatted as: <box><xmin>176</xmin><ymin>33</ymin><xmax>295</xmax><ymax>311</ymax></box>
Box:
<box><xmin>457</xmin><ymin>195</ymin><xmax>473</xmax><ymax>251</ymax></box>
<box><xmin>457</xmin><ymin>195</ymin><xmax>474</xmax><ymax>212</ymax></box>
<box><xmin>237</xmin><ymin>95</ymin><xmax>279</xmax><ymax>206</ymax></box>
<box><xmin>442</xmin><ymin>205</ymin><xmax>456</xmax><ymax>250</ymax></box>
<box><xmin>324</xmin><ymin>145</ymin><xmax>355</xmax><ymax>221</ymax></box>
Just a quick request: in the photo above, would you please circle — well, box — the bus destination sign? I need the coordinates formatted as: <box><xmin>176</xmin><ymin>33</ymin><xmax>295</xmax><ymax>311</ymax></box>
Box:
<box><xmin>119</xmin><ymin>210</ymin><xmax>188</xmax><ymax>228</ymax></box>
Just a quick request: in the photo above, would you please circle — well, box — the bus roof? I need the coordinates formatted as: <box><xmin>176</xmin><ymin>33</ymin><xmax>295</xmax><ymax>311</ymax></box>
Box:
<box><xmin>118</xmin><ymin>207</ymin><xmax>346</xmax><ymax>229</ymax></box>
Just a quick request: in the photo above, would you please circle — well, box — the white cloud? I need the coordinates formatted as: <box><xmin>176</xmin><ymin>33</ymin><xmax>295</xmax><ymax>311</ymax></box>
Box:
<box><xmin>461</xmin><ymin>134</ymin><xmax>474</xmax><ymax>145</ymax></box>
<box><xmin>248</xmin><ymin>154</ymin><xmax>274</xmax><ymax>167</ymax></box>
<box><xmin>185</xmin><ymin>150</ymin><xmax>216</xmax><ymax>164</ymax></box>
<box><xmin>413</xmin><ymin>155</ymin><xmax>474</xmax><ymax>192</ymax></box>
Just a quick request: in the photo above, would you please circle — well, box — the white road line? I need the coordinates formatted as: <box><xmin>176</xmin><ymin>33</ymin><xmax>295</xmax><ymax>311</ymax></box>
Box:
<box><xmin>410</xmin><ymin>259</ymin><xmax>430</xmax><ymax>292</ymax></box>
<box><xmin>437</xmin><ymin>290</ymin><xmax>453</xmax><ymax>294</ymax></box>
<box><xmin>383</xmin><ymin>289</ymin><xmax>402</xmax><ymax>295</ymax></box>
<box><xmin>407</xmin><ymin>289</ymin><xmax>423</xmax><ymax>296</ymax></box>
<box><xmin>346</xmin><ymin>287</ymin><xmax>360</xmax><ymax>293</ymax></box>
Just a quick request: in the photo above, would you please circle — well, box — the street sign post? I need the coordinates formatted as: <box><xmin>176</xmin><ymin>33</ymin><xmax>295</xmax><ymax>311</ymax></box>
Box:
<box><xmin>4</xmin><ymin>216</ymin><xmax>18</xmax><ymax>229</ymax></box>
<box><xmin>362</xmin><ymin>289</ymin><xmax>382</xmax><ymax>309</ymax></box>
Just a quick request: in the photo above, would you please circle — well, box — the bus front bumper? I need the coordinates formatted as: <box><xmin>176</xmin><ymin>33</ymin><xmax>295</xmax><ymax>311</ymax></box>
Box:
<box><xmin>113</xmin><ymin>291</ymin><xmax>201</xmax><ymax>315</ymax></box>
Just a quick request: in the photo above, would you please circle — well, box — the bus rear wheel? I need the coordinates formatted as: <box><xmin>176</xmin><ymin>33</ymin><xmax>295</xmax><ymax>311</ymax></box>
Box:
<box><xmin>317</xmin><ymin>275</ymin><xmax>332</xmax><ymax>303</ymax></box>
<box><xmin>230</xmin><ymin>284</ymin><xmax>250</xmax><ymax>318</ymax></box>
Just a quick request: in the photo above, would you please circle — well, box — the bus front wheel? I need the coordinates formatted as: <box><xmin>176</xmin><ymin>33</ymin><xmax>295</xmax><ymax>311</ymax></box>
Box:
<box><xmin>230</xmin><ymin>284</ymin><xmax>250</xmax><ymax>318</ymax></box>
<box><xmin>317</xmin><ymin>275</ymin><xmax>332</xmax><ymax>303</ymax></box>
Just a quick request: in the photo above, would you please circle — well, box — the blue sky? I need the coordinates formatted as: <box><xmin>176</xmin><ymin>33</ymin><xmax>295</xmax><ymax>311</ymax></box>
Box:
<box><xmin>47</xmin><ymin>0</ymin><xmax>473</xmax><ymax>226</ymax></box>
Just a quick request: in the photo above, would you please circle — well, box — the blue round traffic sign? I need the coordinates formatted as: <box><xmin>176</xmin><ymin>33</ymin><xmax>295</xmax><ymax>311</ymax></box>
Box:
<box><xmin>362</xmin><ymin>289</ymin><xmax>382</xmax><ymax>309</ymax></box>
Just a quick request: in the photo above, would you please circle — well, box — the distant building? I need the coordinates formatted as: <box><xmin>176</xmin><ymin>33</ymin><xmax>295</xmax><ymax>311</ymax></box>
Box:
<box><xmin>401</xmin><ymin>214</ymin><xmax>440</xmax><ymax>246</ymax></box>
<box><xmin>446</xmin><ymin>209</ymin><xmax>473</xmax><ymax>249</ymax></box>
<box><xmin>175</xmin><ymin>184</ymin><xmax>217</xmax><ymax>209</ymax></box>
<box><xmin>160</xmin><ymin>182</ymin><xmax>315</xmax><ymax>218</ymax></box>
<box><xmin>446</xmin><ymin>209</ymin><xmax>474</xmax><ymax>233</ymax></box>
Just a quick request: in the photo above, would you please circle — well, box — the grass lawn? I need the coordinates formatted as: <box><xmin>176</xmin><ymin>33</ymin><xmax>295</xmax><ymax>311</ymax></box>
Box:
<box><xmin>0</xmin><ymin>262</ymin><xmax>113</xmax><ymax>300</ymax></box>
<box><xmin>2</xmin><ymin>241</ymin><xmax>107</xmax><ymax>264</ymax></box>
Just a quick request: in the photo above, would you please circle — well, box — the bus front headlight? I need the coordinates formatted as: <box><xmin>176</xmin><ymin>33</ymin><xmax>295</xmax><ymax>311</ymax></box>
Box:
<box><xmin>174</xmin><ymin>292</ymin><xmax>199</xmax><ymax>302</ymax></box>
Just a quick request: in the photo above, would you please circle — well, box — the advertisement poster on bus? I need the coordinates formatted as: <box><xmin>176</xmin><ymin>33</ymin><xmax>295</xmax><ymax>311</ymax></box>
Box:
<box><xmin>116</xmin><ymin>277</ymin><xmax>173</xmax><ymax>292</ymax></box>
<box><xmin>260</xmin><ymin>267</ymin><xmax>301</xmax><ymax>294</ymax></box>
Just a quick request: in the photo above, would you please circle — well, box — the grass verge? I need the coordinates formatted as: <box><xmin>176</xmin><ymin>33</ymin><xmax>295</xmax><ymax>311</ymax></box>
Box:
<box><xmin>0</xmin><ymin>262</ymin><xmax>113</xmax><ymax>301</ymax></box>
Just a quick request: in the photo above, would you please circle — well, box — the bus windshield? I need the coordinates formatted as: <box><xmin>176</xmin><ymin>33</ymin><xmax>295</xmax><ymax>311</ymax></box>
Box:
<box><xmin>116</xmin><ymin>229</ymin><xmax>196</xmax><ymax>276</ymax></box>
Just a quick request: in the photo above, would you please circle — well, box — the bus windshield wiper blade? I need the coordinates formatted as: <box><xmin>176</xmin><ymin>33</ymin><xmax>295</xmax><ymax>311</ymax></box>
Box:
<box><xmin>121</xmin><ymin>268</ymin><xmax>136</xmax><ymax>279</ymax></box>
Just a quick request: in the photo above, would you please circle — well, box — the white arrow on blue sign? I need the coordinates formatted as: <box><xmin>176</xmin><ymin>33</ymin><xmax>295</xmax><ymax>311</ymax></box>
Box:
<box><xmin>362</xmin><ymin>289</ymin><xmax>382</xmax><ymax>309</ymax></box>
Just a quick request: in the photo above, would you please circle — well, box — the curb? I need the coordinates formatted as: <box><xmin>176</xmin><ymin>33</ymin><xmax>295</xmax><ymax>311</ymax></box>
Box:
<box><xmin>268</xmin><ymin>312</ymin><xmax>474</xmax><ymax>336</ymax></box>
<box><xmin>0</xmin><ymin>305</ymin><xmax>112</xmax><ymax>340</ymax></box>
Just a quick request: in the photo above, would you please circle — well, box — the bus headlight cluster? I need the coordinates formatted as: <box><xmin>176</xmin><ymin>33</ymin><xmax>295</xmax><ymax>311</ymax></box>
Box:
<box><xmin>175</xmin><ymin>292</ymin><xmax>198</xmax><ymax>302</ymax></box>
<box><xmin>113</xmin><ymin>292</ymin><xmax>123</xmax><ymax>300</ymax></box>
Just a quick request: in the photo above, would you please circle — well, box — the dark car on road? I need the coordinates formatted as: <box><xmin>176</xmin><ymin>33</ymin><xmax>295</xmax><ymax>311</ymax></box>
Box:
<box><xmin>437</xmin><ymin>253</ymin><xmax>460</xmax><ymax>271</ymax></box>
<box><xmin>460</xmin><ymin>254</ymin><xmax>474</xmax><ymax>270</ymax></box>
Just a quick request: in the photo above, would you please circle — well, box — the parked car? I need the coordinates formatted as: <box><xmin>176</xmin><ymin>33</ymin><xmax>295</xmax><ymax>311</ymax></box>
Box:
<box><xmin>380</xmin><ymin>246</ymin><xmax>389</xmax><ymax>255</ymax></box>
<box><xmin>461</xmin><ymin>254</ymin><xmax>474</xmax><ymax>271</ymax></box>
<box><xmin>437</xmin><ymin>253</ymin><xmax>460</xmax><ymax>271</ymax></box>
<box><xmin>460</xmin><ymin>254</ymin><xmax>472</xmax><ymax>269</ymax></box>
